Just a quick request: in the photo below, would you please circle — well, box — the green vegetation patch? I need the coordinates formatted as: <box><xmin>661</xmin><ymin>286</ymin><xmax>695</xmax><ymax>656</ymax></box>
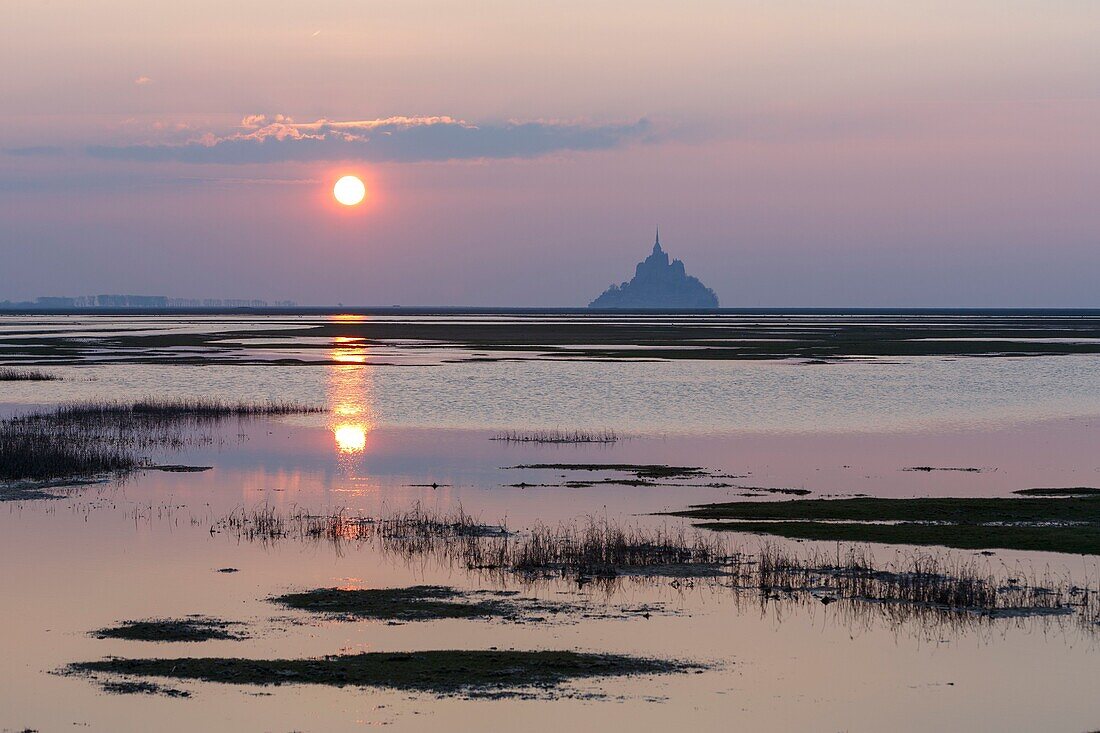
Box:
<box><xmin>674</xmin><ymin>495</ymin><xmax>1100</xmax><ymax>555</ymax></box>
<box><xmin>694</xmin><ymin>521</ymin><xmax>1100</xmax><ymax>556</ymax></box>
<box><xmin>94</xmin><ymin>618</ymin><xmax>246</xmax><ymax>643</ymax></box>
<box><xmin>70</xmin><ymin>650</ymin><xmax>696</xmax><ymax>697</ymax></box>
<box><xmin>271</xmin><ymin>586</ymin><xmax>514</xmax><ymax>621</ymax></box>
<box><xmin>272</xmin><ymin>585</ymin><xmax>668</xmax><ymax>624</ymax></box>
<box><xmin>675</xmin><ymin>495</ymin><xmax>1100</xmax><ymax>524</ymax></box>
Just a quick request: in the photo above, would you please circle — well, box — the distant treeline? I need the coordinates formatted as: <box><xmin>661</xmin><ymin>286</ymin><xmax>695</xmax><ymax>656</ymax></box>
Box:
<box><xmin>0</xmin><ymin>295</ymin><xmax>296</xmax><ymax>308</ymax></box>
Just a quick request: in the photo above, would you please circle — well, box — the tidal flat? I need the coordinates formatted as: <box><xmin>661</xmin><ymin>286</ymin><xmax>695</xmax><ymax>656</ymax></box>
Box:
<box><xmin>5</xmin><ymin>311</ymin><xmax>1100</xmax><ymax>365</ymax></box>
<box><xmin>3</xmin><ymin>312</ymin><xmax>1100</xmax><ymax>732</ymax></box>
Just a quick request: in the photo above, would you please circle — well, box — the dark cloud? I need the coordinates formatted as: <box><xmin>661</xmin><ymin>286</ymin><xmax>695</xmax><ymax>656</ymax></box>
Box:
<box><xmin>6</xmin><ymin>145</ymin><xmax>65</xmax><ymax>157</ymax></box>
<box><xmin>83</xmin><ymin>116</ymin><xmax>652</xmax><ymax>164</ymax></box>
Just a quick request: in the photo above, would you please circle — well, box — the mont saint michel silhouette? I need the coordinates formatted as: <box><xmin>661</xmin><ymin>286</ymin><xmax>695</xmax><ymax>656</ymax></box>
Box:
<box><xmin>589</xmin><ymin>230</ymin><xmax>720</xmax><ymax>308</ymax></box>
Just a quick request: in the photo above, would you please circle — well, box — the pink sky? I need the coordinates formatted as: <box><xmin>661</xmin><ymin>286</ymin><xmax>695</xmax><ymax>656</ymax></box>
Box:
<box><xmin>2</xmin><ymin>0</ymin><xmax>1099</xmax><ymax>306</ymax></box>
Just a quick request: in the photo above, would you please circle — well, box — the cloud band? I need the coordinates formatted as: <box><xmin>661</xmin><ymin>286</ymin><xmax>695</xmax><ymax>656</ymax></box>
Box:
<box><xmin>83</xmin><ymin>115</ymin><xmax>651</xmax><ymax>164</ymax></box>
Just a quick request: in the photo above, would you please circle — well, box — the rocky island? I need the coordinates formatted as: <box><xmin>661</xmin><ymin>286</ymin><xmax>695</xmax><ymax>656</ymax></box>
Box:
<box><xmin>589</xmin><ymin>231</ymin><xmax>719</xmax><ymax>309</ymax></box>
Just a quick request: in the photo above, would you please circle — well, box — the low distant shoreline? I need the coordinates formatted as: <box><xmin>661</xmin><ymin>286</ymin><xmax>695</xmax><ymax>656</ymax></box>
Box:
<box><xmin>2</xmin><ymin>306</ymin><xmax>1099</xmax><ymax>316</ymax></box>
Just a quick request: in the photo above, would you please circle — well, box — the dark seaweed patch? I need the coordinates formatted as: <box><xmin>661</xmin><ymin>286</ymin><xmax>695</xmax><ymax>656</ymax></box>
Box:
<box><xmin>93</xmin><ymin>617</ymin><xmax>246</xmax><ymax>643</ymax></box>
<box><xmin>271</xmin><ymin>586</ymin><xmax>511</xmax><ymax>621</ymax></box>
<box><xmin>70</xmin><ymin>650</ymin><xmax>699</xmax><ymax>697</ymax></box>
<box><xmin>674</xmin><ymin>495</ymin><xmax>1100</xmax><ymax>555</ymax></box>
<box><xmin>509</xmin><ymin>463</ymin><xmax>707</xmax><ymax>479</ymax></box>
<box><xmin>1014</xmin><ymin>487</ymin><xmax>1100</xmax><ymax>497</ymax></box>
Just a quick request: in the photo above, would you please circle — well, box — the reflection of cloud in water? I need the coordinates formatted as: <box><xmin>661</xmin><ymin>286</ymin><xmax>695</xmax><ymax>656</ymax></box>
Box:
<box><xmin>327</xmin><ymin>336</ymin><xmax>375</xmax><ymax>457</ymax></box>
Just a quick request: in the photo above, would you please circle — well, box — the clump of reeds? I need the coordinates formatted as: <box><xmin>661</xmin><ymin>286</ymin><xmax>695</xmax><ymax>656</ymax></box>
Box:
<box><xmin>302</xmin><ymin>504</ymin><xmax>505</xmax><ymax>543</ymax></box>
<box><xmin>214</xmin><ymin>503</ymin><xmax>504</xmax><ymax>556</ymax></box>
<box><xmin>0</xmin><ymin>398</ymin><xmax>324</xmax><ymax>483</ymax></box>
<box><xmin>213</xmin><ymin>504</ymin><xmax>1100</xmax><ymax>629</ymax></box>
<box><xmin>490</xmin><ymin>429</ymin><xmax>619</xmax><ymax>444</ymax></box>
<box><xmin>0</xmin><ymin>427</ymin><xmax>137</xmax><ymax>481</ymax></box>
<box><xmin>218</xmin><ymin>504</ymin><xmax>289</xmax><ymax>541</ymax></box>
<box><xmin>29</xmin><ymin>398</ymin><xmax>323</xmax><ymax>426</ymax></box>
<box><xmin>748</xmin><ymin>542</ymin><xmax>1092</xmax><ymax>618</ymax></box>
<box><xmin>508</xmin><ymin>518</ymin><xmax>728</xmax><ymax>577</ymax></box>
<box><xmin>0</xmin><ymin>367</ymin><xmax>59</xmax><ymax>381</ymax></box>
<box><xmin>216</xmin><ymin>504</ymin><xmax>732</xmax><ymax>577</ymax></box>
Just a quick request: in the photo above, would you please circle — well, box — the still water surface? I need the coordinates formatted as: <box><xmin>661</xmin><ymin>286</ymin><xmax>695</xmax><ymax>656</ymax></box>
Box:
<box><xmin>1</xmin><ymin>315</ymin><xmax>1099</xmax><ymax>731</ymax></box>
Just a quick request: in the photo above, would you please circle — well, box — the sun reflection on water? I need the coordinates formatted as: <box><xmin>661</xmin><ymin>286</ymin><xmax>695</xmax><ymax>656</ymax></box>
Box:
<box><xmin>334</xmin><ymin>423</ymin><xmax>368</xmax><ymax>453</ymax></box>
<box><xmin>328</xmin><ymin>334</ymin><xmax>375</xmax><ymax>456</ymax></box>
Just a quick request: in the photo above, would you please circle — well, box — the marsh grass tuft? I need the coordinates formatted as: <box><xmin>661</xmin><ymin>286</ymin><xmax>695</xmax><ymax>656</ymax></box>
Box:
<box><xmin>744</xmin><ymin>542</ymin><xmax>1091</xmax><ymax>619</ymax></box>
<box><xmin>491</xmin><ymin>429</ymin><xmax>619</xmax><ymax>444</ymax></box>
<box><xmin>215</xmin><ymin>504</ymin><xmax>1100</xmax><ymax>629</ymax></box>
<box><xmin>0</xmin><ymin>367</ymin><xmax>59</xmax><ymax>381</ymax></box>
<box><xmin>508</xmin><ymin>518</ymin><xmax>727</xmax><ymax>577</ymax></box>
<box><xmin>0</xmin><ymin>398</ymin><xmax>323</xmax><ymax>484</ymax></box>
<box><xmin>215</xmin><ymin>504</ymin><xmax>724</xmax><ymax>579</ymax></box>
<box><xmin>216</xmin><ymin>503</ymin><xmax>504</xmax><ymax>546</ymax></box>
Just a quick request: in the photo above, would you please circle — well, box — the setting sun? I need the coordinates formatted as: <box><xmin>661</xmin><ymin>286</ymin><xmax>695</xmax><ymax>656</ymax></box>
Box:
<box><xmin>333</xmin><ymin>175</ymin><xmax>366</xmax><ymax>206</ymax></box>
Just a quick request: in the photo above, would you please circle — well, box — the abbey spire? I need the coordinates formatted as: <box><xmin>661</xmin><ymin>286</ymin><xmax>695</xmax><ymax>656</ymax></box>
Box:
<box><xmin>589</xmin><ymin>229</ymin><xmax>719</xmax><ymax>309</ymax></box>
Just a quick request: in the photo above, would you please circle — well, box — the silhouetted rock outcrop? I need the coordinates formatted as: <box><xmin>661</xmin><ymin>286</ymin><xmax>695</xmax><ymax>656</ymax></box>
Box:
<box><xmin>589</xmin><ymin>231</ymin><xmax>719</xmax><ymax>309</ymax></box>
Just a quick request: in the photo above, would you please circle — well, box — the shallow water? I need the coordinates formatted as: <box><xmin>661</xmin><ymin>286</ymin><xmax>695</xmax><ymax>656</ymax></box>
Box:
<box><xmin>4</xmin><ymin>353</ymin><xmax>1100</xmax><ymax>434</ymax></box>
<box><xmin>2</xmin><ymin>314</ymin><xmax>1099</xmax><ymax>731</ymax></box>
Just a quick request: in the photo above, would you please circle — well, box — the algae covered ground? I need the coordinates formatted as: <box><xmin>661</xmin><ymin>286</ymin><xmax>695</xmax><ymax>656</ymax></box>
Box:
<box><xmin>70</xmin><ymin>650</ymin><xmax>698</xmax><ymax>697</ymax></box>
<box><xmin>271</xmin><ymin>586</ymin><xmax>505</xmax><ymax>621</ymax></box>
<box><xmin>674</xmin><ymin>494</ymin><xmax>1100</xmax><ymax>555</ymax></box>
<box><xmin>93</xmin><ymin>618</ymin><xmax>246</xmax><ymax>643</ymax></box>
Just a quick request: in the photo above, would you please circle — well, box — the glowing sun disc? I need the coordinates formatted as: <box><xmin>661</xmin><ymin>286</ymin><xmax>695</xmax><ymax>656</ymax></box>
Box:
<box><xmin>333</xmin><ymin>175</ymin><xmax>366</xmax><ymax>206</ymax></box>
